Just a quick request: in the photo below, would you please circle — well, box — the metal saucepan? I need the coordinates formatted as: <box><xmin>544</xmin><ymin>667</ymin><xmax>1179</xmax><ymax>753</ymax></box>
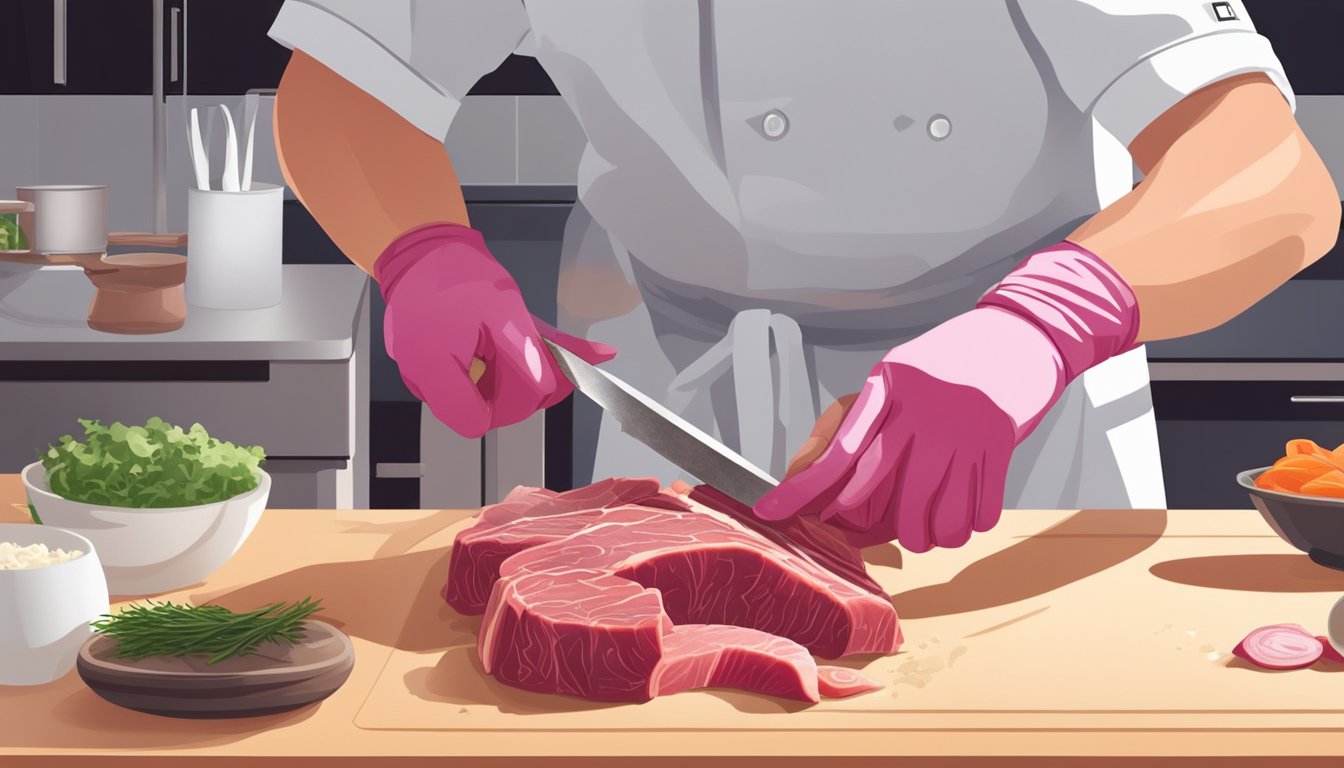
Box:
<box><xmin>16</xmin><ymin>185</ymin><xmax>108</xmax><ymax>256</ymax></box>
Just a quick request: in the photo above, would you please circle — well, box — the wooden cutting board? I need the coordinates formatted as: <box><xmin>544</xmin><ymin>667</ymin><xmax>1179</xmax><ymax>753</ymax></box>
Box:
<box><xmin>353</xmin><ymin>507</ymin><xmax>1344</xmax><ymax>733</ymax></box>
<box><xmin>77</xmin><ymin>620</ymin><xmax>355</xmax><ymax>718</ymax></box>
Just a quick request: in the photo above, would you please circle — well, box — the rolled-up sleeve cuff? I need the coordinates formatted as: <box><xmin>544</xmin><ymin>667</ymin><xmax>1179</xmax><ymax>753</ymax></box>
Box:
<box><xmin>268</xmin><ymin>0</ymin><xmax>458</xmax><ymax>141</ymax></box>
<box><xmin>1092</xmin><ymin>31</ymin><xmax>1295</xmax><ymax>148</ymax></box>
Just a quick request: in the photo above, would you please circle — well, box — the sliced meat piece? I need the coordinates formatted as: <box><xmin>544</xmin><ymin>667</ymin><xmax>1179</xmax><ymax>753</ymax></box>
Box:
<box><xmin>688</xmin><ymin>485</ymin><xmax>886</xmax><ymax>597</ymax></box>
<box><xmin>495</xmin><ymin>503</ymin><xmax>899</xmax><ymax>657</ymax></box>
<box><xmin>442</xmin><ymin>478</ymin><xmax>670</xmax><ymax>612</ymax></box>
<box><xmin>817</xmin><ymin>666</ymin><xmax>884</xmax><ymax>698</ymax></box>
<box><xmin>476</xmin><ymin>501</ymin><xmax>900</xmax><ymax>702</ymax></box>
<box><xmin>651</xmin><ymin>625</ymin><xmax>823</xmax><ymax>702</ymax></box>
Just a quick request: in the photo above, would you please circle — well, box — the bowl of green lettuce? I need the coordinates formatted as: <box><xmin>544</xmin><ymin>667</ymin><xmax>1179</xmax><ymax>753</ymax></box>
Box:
<box><xmin>22</xmin><ymin>418</ymin><xmax>270</xmax><ymax>596</ymax></box>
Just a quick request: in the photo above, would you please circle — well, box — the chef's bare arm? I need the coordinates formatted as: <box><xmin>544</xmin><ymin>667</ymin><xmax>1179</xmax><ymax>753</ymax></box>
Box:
<box><xmin>274</xmin><ymin>51</ymin><xmax>471</xmax><ymax>274</ymax></box>
<box><xmin>1071</xmin><ymin>73</ymin><xmax>1341</xmax><ymax>342</ymax></box>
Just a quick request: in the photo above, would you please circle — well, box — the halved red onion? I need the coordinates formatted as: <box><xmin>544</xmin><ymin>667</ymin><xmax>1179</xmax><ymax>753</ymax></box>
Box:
<box><xmin>1232</xmin><ymin>624</ymin><xmax>1323</xmax><ymax>670</ymax></box>
<box><xmin>817</xmin><ymin>666</ymin><xmax>883</xmax><ymax>698</ymax></box>
<box><xmin>1316</xmin><ymin>636</ymin><xmax>1344</xmax><ymax>664</ymax></box>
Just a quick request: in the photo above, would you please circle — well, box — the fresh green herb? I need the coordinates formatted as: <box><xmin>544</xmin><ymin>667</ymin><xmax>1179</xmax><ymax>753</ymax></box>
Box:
<box><xmin>27</xmin><ymin>502</ymin><xmax>41</xmax><ymax>525</ymax></box>
<box><xmin>0</xmin><ymin>215</ymin><xmax>27</xmax><ymax>251</ymax></box>
<box><xmin>40</xmin><ymin>417</ymin><xmax>265</xmax><ymax>508</ymax></box>
<box><xmin>91</xmin><ymin>598</ymin><xmax>323</xmax><ymax>664</ymax></box>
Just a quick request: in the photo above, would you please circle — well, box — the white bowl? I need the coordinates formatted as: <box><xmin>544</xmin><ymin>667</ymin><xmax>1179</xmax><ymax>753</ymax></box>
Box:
<box><xmin>0</xmin><ymin>523</ymin><xmax>110</xmax><ymax>686</ymax></box>
<box><xmin>22</xmin><ymin>462</ymin><xmax>270</xmax><ymax>596</ymax></box>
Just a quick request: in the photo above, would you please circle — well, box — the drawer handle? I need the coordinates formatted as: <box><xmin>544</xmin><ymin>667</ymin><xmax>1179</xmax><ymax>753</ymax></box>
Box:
<box><xmin>375</xmin><ymin>463</ymin><xmax>423</xmax><ymax>479</ymax></box>
<box><xmin>1290</xmin><ymin>396</ymin><xmax>1344</xmax><ymax>403</ymax></box>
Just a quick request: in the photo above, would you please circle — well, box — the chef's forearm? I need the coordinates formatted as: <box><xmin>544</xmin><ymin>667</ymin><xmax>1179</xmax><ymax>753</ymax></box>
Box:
<box><xmin>274</xmin><ymin>51</ymin><xmax>472</xmax><ymax>275</ymax></box>
<box><xmin>1068</xmin><ymin>75</ymin><xmax>1341</xmax><ymax>342</ymax></box>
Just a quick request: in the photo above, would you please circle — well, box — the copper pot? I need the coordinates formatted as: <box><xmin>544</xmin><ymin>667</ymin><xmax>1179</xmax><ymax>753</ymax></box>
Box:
<box><xmin>83</xmin><ymin>251</ymin><xmax>188</xmax><ymax>334</ymax></box>
<box><xmin>0</xmin><ymin>232</ymin><xmax>190</xmax><ymax>334</ymax></box>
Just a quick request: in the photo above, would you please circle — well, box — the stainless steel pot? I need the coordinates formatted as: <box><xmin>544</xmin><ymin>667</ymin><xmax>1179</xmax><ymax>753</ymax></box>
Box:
<box><xmin>15</xmin><ymin>185</ymin><xmax>108</xmax><ymax>255</ymax></box>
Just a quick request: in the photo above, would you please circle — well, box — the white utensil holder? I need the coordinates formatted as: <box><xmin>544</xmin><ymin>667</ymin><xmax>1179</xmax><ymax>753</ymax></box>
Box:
<box><xmin>186</xmin><ymin>183</ymin><xmax>283</xmax><ymax>310</ymax></box>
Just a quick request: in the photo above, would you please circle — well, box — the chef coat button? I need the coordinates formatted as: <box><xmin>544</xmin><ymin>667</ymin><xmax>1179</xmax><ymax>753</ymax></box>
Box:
<box><xmin>762</xmin><ymin>110</ymin><xmax>789</xmax><ymax>139</ymax></box>
<box><xmin>928</xmin><ymin>115</ymin><xmax>952</xmax><ymax>141</ymax></box>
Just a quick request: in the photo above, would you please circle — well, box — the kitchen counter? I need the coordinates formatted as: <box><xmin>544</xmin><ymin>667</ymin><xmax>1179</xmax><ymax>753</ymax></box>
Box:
<box><xmin>3</xmin><ymin>478</ymin><xmax>1344</xmax><ymax>766</ymax></box>
<box><xmin>0</xmin><ymin>265</ymin><xmax>372</xmax><ymax>508</ymax></box>
<box><xmin>0</xmin><ymin>264</ymin><xmax>369</xmax><ymax>361</ymax></box>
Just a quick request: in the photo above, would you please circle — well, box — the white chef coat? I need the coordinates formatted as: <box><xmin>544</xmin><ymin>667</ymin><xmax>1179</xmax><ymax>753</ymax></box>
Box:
<box><xmin>270</xmin><ymin>0</ymin><xmax>1294</xmax><ymax>509</ymax></box>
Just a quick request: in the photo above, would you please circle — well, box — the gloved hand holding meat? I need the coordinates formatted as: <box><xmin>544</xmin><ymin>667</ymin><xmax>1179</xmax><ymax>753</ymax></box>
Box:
<box><xmin>756</xmin><ymin>242</ymin><xmax>1141</xmax><ymax>552</ymax></box>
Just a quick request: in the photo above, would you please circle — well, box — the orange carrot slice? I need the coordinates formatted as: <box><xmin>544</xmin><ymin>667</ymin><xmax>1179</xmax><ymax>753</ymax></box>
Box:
<box><xmin>1301</xmin><ymin>470</ymin><xmax>1344</xmax><ymax>499</ymax></box>
<box><xmin>1259</xmin><ymin>457</ymin><xmax>1334</xmax><ymax>493</ymax></box>
<box><xmin>1287</xmin><ymin>439</ymin><xmax>1328</xmax><ymax>458</ymax></box>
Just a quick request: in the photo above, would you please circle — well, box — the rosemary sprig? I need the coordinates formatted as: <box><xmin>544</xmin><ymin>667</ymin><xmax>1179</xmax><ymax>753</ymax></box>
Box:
<box><xmin>91</xmin><ymin>597</ymin><xmax>323</xmax><ymax>664</ymax></box>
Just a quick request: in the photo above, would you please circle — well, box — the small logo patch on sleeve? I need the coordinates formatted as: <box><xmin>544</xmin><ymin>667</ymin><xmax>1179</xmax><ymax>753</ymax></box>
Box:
<box><xmin>1212</xmin><ymin>2</ymin><xmax>1238</xmax><ymax>21</ymax></box>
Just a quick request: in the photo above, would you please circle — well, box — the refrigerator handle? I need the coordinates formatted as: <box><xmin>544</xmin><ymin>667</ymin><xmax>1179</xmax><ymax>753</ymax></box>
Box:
<box><xmin>52</xmin><ymin>0</ymin><xmax>67</xmax><ymax>85</ymax></box>
<box><xmin>170</xmin><ymin>7</ymin><xmax>181</xmax><ymax>83</ymax></box>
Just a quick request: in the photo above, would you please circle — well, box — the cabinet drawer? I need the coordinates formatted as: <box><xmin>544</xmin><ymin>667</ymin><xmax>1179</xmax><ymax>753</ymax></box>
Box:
<box><xmin>0</xmin><ymin>359</ymin><xmax>352</xmax><ymax>471</ymax></box>
<box><xmin>1156</xmin><ymin>420</ymin><xmax>1344</xmax><ymax>509</ymax></box>
<box><xmin>1152</xmin><ymin>380</ymin><xmax>1344</xmax><ymax>509</ymax></box>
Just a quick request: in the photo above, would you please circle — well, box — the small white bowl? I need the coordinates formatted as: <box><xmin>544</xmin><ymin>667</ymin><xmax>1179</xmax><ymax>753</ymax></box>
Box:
<box><xmin>22</xmin><ymin>462</ymin><xmax>270</xmax><ymax>596</ymax></box>
<box><xmin>0</xmin><ymin>523</ymin><xmax>110</xmax><ymax>686</ymax></box>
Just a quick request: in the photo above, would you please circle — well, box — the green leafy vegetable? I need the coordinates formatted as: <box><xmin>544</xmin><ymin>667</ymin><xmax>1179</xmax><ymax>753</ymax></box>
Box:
<box><xmin>40</xmin><ymin>417</ymin><xmax>265</xmax><ymax>508</ymax></box>
<box><xmin>0</xmin><ymin>215</ymin><xmax>27</xmax><ymax>251</ymax></box>
<box><xmin>27</xmin><ymin>502</ymin><xmax>41</xmax><ymax>525</ymax></box>
<box><xmin>91</xmin><ymin>598</ymin><xmax>323</xmax><ymax>664</ymax></box>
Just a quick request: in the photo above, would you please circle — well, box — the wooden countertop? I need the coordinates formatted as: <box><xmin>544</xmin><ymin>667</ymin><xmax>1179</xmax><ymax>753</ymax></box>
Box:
<box><xmin>3</xmin><ymin>474</ymin><xmax>1344</xmax><ymax>767</ymax></box>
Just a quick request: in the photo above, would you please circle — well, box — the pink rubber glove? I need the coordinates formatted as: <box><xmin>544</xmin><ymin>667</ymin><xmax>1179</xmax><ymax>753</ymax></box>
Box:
<box><xmin>376</xmin><ymin>223</ymin><xmax>616</xmax><ymax>438</ymax></box>
<box><xmin>754</xmin><ymin>242</ymin><xmax>1140</xmax><ymax>551</ymax></box>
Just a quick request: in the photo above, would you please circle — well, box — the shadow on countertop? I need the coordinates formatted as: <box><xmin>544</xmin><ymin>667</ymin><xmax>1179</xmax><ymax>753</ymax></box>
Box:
<box><xmin>1149</xmin><ymin>553</ymin><xmax>1344</xmax><ymax>592</ymax></box>
<box><xmin>891</xmin><ymin>508</ymin><xmax>1168</xmax><ymax>620</ymax></box>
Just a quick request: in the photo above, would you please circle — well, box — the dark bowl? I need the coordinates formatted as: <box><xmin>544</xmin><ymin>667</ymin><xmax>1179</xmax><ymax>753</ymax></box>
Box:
<box><xmin>1239</xmin><ymin>467</ymin><xmax>1344</xmax><ymax>571</ymax></box>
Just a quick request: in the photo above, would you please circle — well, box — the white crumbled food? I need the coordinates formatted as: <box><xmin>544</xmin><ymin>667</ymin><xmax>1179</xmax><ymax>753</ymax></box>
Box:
<box><xmin>0</xmin><ymin>541</ymin><xmax>84</xmax><ymax>569</ymax></box>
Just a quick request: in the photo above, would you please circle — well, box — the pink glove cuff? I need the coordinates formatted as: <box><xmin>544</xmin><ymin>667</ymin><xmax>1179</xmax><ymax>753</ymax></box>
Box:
<box><xmin>373</xmin><ymin>222</ymin><xmax>490</xmax><ymax>302</ymax></box>
<box><xmin>976</xmin><ymin>241</ymin><xmax>1141</xmax><ymax>382</ymax></box>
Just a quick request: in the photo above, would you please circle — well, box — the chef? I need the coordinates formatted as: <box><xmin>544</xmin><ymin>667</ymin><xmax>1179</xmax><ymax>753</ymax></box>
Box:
<box><xmin>269</xmin><ymin>1</ymin><xmax>1339</xmax><ymax>552</ymax></box>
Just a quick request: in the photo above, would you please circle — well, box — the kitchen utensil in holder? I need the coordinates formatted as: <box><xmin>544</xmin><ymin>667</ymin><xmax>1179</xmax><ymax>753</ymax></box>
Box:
<box><xmin>186</xmin><ymin>183</ymin><xmax>283</xmax><ymax>310</ymax></box>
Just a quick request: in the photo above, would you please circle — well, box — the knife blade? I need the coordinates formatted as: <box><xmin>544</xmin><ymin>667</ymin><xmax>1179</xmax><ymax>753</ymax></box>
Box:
<box><xmin>543</xmin><ymin>338</ymin><xmax>779</xmax><ymax>509</ymax></box>
<box><xmin>540</xmin><ymin>341</ymin><xmax>881</xmax><ymax>592</ymax></box>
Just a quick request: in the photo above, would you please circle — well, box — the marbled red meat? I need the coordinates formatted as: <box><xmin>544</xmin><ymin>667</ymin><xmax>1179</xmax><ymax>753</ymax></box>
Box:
<box><xmin>444</xmin><ymin>478</ymin><xmax>899</xmax><ymax>703</ymax></box>
<box><xmin>442</xmin><ymin>478</ymin><xmax>664</xmax><ymax>612</ymax></box>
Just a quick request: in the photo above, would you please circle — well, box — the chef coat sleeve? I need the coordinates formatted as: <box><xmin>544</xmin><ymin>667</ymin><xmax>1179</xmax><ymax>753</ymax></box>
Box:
<box><xmin>1013</xmin><ymin>0</ymin><xmax>1295</xmax><ymax>147</ymax></box>
<box><xmin>267</xmin><ymin>0</ymin><xmax>530</xmax><ymax>141</ymax></box>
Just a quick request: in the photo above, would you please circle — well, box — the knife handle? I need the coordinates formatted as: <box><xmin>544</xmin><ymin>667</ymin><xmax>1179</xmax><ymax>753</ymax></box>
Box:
<box><xmin>469</xmin><ymin>356</ymin><xmax>486</xmax><ymax>384</ymax></box>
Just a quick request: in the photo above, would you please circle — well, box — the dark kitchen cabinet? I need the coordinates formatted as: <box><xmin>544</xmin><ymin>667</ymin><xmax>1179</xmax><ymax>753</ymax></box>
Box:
<box><xmin>1244</xmin><ymin>0</ymin><xmax>1344</xmax><ymax>95</ymax></box>
<box><xmin>175</xmin><ymin>0</ymin><xmax>289</xmax><ymax>95</ymax></box>
<box><xmin>0</xmin><ymin>1</ymin><xmax>50</xmax><ymax>93</ymax></box>
<box><xmin>1</xmin><ymin>0</ymin><xmax>154</xmax><ymax>94</ymax></box>
<box><xmin>1152</xmin><ymin>380</ymin><xmax>1344</xmax><ymax>509</ymax></box>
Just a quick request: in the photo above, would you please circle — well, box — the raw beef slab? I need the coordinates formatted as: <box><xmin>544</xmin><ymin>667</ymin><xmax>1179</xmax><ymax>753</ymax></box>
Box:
<box><xmin>443</xmin><ymin>478</ymin><xmax>899</xmax><ymax>703</ymax></box>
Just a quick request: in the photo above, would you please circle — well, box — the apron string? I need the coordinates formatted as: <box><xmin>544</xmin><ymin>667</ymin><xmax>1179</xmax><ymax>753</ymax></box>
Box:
<box><xmin>666</xmin><ymin>308</ymin><xmax>816</xmax><ymax>478</ymax></box>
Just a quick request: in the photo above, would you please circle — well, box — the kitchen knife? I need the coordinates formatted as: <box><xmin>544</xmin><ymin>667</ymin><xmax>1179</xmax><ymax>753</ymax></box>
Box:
<box><xmin>542</xmin><ymin>338</ymin><xmax>780</xmax><ymax>509</ymax></box>
<box><xmin>470</xmin><ymin>346</ymin><xmax>877</xmax><ymax>592</ymax></box>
